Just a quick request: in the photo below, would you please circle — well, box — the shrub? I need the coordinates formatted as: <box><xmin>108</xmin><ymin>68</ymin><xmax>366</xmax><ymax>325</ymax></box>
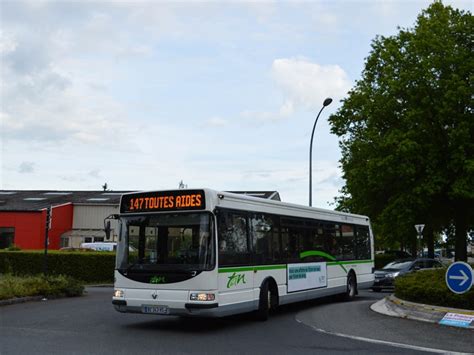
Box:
<box><xmin>394</xmin><ymin>268</ymin><xmax>474</xmax><ymax>310</ymax></box>
<box><xmin>0</xmin><ymin>250</ymin><xmax>115</xmax><ymax>283</ymax></box>
<box><xmin>5</xmin><ymin>244</ymin><xmax>21</xmax><ymax>251</ymax></box>
<box><xmin>0</xmin><ymin>274</ymin><xmax>84</xmax><ymax>300</ymax></box>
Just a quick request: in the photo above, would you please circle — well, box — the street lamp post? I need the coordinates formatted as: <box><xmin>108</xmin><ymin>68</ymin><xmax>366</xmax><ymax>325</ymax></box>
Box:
<box><xmin>309</xmin><ymin>97</ymin><xmax>333</xmax><ymax>207</ymax></box>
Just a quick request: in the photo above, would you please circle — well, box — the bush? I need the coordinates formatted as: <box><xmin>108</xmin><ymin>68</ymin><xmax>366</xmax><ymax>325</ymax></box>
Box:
<box><xmin>394</xmin><ymin>268</ymin><xmax>474</xmax><ymax>310</ymax></box>
<box><xmin>5</xmin><ymin>244</ymin><xmax>21</xmax><ymax>251</ymax></box>
<box><xmin>0</xmin><ymin>250</ymin><xmax>115</xmax><ymax>283</ymax></box>
<box><xmin>0</xmin><ymin>274</ymin><xmax>84</xmax><ymax>300</ymax></box>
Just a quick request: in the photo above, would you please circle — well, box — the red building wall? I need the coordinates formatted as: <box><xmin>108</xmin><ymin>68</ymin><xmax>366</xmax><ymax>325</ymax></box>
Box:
<box><xmin>0</xmin><ymin>211</ymin><xmax>45</xmax><ymax>249</ymax></box>
<box><xmin>49</xmin><ymin>203</ymin><xmax>73</xmax><ymax>249</ymax></box>
<box><xmin>0</xmin><ymin>203</ymin><xmax>73</xmax><ymax>250</ymax></box>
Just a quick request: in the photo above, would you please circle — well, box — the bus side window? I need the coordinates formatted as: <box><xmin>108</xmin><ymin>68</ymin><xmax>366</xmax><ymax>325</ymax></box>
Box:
<box><xmin>280</xmin><ymin>218</ymin><xmax>303</xmax><ymax>263</ymax></box>
<box><xmin>250</xmin><ymin>213</ymin><xmax>279</xmax><ymax>265</ymax></box>
<box><xmin>323</xmin><ymin>223</ymin><xmax>338</xmax><ymax>259</ymax></box>
<box><xmin>338</xmin><ymin>224</ymin><xmax>355</xmax><ymax>261</ymax></box>
<box><xmin>355</xmin><ymin>226</ymin><xmax>370</xmax><ymax>260</ymax></box>
<box><xmin>218</xmin><ymin>210</ymin><xmax>251</xmax><ymax>266</ymax></box>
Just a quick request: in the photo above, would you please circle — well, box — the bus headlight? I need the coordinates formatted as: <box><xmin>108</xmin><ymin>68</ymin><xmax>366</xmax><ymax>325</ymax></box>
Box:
<box><xmin>114</xmin><ymin>289</ymin><xmax>124</xmax><ymax>298</ymax></box>
<box><xmin>190</xmin><ymin>293</ymin><xmax>215</xmax><ymax>301</ymax></box>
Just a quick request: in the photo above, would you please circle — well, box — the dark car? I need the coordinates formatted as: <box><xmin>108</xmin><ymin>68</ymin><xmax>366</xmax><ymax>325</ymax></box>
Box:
<box><xmin>382</xmin><ymin>250</ymin><xmax>412</xmax><ymax>258</ymax></box>
<box><xmin>372</xmin><ymin>258</ymin><xmax>444</xmax><ymax>292</ymax></box>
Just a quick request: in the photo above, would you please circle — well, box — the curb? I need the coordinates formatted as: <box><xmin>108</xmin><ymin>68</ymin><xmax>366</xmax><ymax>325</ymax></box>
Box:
<box><xmin>0</xmin><ymin>296</ymin><xmax>44</xmax><ymax>307</ymax></box>
<box><xmin>371</xmin><ymin>295</ymin><xmax>474</xmax><ymax>329</ymax></box>
<box><xmin>0</xmin><ymin>286</ymin><xmax>112</xmax><ymax>307</ymax></box>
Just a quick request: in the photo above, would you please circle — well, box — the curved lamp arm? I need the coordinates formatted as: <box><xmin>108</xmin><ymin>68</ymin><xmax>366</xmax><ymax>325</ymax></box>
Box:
<box><xmin>309</xmin><ymin>98</ymin><xmax>333</xmax><ymax>207</ymax></box>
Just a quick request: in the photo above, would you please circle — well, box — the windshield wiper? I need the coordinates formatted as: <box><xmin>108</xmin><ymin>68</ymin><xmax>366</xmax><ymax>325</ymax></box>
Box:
<box><xmin>127</xmin><ymin>257</ymin><xmax>154</xmax><ymax>271</ymax></box>
<box><xmin>125</xmin><ymin>263</ymin><xmax>210</xmax><ymax>275</ymax></box>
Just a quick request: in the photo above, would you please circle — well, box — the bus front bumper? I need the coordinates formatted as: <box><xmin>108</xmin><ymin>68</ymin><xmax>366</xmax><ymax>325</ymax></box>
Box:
<box><xmin>112</xmin><ymin>299</ymin><xmax>221</xmax><ymax>317</ymax></box>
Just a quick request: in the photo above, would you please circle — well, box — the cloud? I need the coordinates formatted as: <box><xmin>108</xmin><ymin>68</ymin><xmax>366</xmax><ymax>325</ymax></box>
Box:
<box><xmin>0</xmin><ymin>31</ymin><xmax>17</xmax><ymax>54</ymax></box>
<box><xmin>0</xmin><ymin>23</ymin><xmax>135</xmax><ymax>148</ymax></box>
<box><xmin>272</xmin><ymin>57</ymin><xmax>351</xmax><ymax>111</ymax></box>
<box><xmin>0</xmin><ymin>2</ymin><xmax>155</xmax><ymax>149</ymax></box>
<box><xmin>18</xmin><ymin>161</ymin><xmax>35</xmax><ymax>174</ymax></box>
<box><xmin>88</xmin><ymin>169</ymin><xmax>101</xmax><ymax>178</ymax></box>
<box><xmin>242</xmin><ymin>57</ymin><xmax>351</xmax><ymax>123</ymax></box>
<box><xmin>204</xmin><ymin>116</ymin><xmax>229</xmax><ymax>127</ymax></box>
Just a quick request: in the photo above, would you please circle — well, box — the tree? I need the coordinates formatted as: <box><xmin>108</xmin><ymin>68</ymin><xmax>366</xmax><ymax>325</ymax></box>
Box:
<box><xmin>329</xmin><ymin>2</ymin><xmax>473</xmax><ymax>261</ymax></box>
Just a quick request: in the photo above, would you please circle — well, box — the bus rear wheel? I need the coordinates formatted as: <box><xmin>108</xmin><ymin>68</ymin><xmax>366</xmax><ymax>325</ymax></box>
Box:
<box><xmin>343</xmin><ymin>272</ymin><xmax>357</xmax><ymax>301</ymax></box>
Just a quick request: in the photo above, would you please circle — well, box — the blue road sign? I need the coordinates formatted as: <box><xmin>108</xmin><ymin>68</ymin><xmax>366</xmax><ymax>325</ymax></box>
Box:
<box><xmin>445</xmin><ymin>262</ymin><xmax>473</xmax><ymax>294</ymax></box>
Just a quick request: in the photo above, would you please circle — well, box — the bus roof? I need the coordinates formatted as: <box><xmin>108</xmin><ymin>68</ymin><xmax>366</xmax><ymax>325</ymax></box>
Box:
<box><xmin>216</xmin><ymin>189</ymin><xmax>370</xmax><ymax>224</ymax></box>
<box><xmin>119</xmin><ymin>188</ymin><xmax>370</xmax><ymax>225</ymax></box>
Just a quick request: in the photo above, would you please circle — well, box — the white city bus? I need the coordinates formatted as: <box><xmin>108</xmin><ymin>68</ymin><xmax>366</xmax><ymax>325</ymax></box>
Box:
<box><xmin>112</xmin><ymin>189</ymin><xmax>374</xmax><ymax>320</ymax></box>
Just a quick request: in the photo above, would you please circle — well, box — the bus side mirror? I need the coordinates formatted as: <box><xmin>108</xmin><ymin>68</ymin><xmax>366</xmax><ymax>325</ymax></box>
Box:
<box><xmin>104</xmin><ymin>214</ymin><xmax>119</xmax><ymax>239</ymax></box>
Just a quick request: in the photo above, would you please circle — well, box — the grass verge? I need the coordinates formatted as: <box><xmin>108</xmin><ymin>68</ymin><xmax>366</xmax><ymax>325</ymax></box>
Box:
<box><xmin>0</xmin><ymin>274</ymin><xmax>84</xmax><ymax>301</ymax></box>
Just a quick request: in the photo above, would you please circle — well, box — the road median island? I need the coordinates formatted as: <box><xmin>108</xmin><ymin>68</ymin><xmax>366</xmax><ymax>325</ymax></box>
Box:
<box><xmin>371</xmin><ymin>267</ymin><xmax>474</xmax><ymax>329</ymax></box>
<box><xmin>393</xmin><ymin>268</ymin><xmax>474</xmax><ymax>310</ymax></box>
<box><xmin>371</xmin><ymin>295</ymin><xmax>474</xmax><ymax>329</ymax></box>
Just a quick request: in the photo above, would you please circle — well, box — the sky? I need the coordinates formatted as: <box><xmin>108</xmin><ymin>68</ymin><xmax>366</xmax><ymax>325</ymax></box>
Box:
<box><xmin>0</xmin><ymin>0</ymin><xmax>470</xmax><ymax>208</ymax></box>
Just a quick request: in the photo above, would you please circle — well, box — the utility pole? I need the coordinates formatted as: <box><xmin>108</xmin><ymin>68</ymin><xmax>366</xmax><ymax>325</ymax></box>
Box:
<box><xmin>43</xmin><ymin>206</ymin><xmax>52</xmax><ymax>276</ymax></box>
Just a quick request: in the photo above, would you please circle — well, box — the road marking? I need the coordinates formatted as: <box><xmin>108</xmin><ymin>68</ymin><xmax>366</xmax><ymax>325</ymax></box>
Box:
<box><xmin>295</xmin><ymin>319</ymin><xmax>471</xmax><ymax>355</ymax></box>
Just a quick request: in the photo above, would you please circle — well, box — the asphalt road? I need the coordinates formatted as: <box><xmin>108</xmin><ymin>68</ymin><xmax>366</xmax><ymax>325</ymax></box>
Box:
<box><xmin>0</xmin><ymin>287</ymin><xmax>472</xmax><ymax>355</ymax></box>
<box><xmin>296</xmin><ymin>290</ymin><xmax>474</xmax><ymax>354</ymax></box>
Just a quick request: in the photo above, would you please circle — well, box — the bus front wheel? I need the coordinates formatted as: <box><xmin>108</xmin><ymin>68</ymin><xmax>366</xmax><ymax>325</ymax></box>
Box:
<box><xmin>256</xmin><ymin>281</ymin><xmax>274</xmax><ymax>321</ymax></box>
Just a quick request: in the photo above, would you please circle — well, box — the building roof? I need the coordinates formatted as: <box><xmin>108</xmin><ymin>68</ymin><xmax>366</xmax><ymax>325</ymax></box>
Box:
<box><xmin>0</xmin><ymin>189</ymin><xmax>281</xmax><ymax>211</ymax></box>
<box><xmin>0</xmin><ymin>190</ymin><xmax>132</xmax><ymax>211</ymax></box>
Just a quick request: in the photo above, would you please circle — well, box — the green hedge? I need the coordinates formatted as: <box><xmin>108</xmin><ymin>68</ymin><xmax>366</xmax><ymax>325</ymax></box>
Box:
<box><xmin>394</xmin><ymin>268</ymin><xmax>474</xmax><ymax>310</ymax></box>
<box><xmin>0</xmin><ymin>251</ymin><xmax>115</xmax><ymax>283</ymax></box>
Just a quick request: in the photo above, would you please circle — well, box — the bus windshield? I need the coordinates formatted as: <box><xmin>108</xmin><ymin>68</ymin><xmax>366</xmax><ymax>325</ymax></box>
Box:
<box><xmin>116</xmin><ymin>212</ymin><xmax>214</xmax><ymax>272</ymax></box>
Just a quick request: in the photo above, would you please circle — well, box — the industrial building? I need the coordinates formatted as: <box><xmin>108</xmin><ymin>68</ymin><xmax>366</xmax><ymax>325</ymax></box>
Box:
<box><xmin>0</xmin><ymin>191</ymin><xmax>130</xmax><ymax>250</ymax></box>
<box><xmin>0</xmin><ymin>190</ymin><xmax>280</xmax><ymax>250</ymax></box>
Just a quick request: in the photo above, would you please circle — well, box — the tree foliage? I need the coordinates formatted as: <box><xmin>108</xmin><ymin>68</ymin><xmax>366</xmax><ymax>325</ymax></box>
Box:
<box><xmin>329</xmin><ymin>2</ymin><xmax>473</xmax><ymax>260</ymax></box>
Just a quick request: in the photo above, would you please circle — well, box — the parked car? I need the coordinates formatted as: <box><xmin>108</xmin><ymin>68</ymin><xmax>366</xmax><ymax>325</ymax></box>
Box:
<box><xmin>372</xmin><ymin>258</ymin><xmax>444</xmax><ymax>292</ymax></box>
<box><xmin>80</xmin><ymin>242</ymin><xmax>117</xmax><ymax>251</ymax></box>
<box><xmin>381</xmin><ymin>250</ymin><xmax>412</xmax><ymax>258</ymax></box>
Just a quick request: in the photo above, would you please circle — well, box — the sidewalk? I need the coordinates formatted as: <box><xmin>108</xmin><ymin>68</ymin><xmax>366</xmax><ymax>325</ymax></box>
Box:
<box><xmin>371</xmin><ymin>294</ymin><xmax>474</xmax><ymax>329</ymax></box>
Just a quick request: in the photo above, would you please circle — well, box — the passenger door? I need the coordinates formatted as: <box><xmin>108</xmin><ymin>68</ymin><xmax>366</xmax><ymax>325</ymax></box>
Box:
<box><xmin>217</xmin><ymin>210</ymin><xmax>255</xmax><ymax>307</ymax></box>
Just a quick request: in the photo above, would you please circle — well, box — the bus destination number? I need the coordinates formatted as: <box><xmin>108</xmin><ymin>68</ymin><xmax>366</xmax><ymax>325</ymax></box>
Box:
<box><xmin>128</xmin><ymin>193</ymin><xmax>203</xmax><ymax>212</ymax></box>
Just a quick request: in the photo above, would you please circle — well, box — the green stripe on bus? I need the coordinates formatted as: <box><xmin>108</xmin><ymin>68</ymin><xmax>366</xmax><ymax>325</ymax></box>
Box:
<box><xmin>218</xmin><ymin>259</ymin><xmax>373</xmax><ymax>274</ymax></box>
<box><xmin>300</xmin><ymin>250</ymin><xmax>348</xmax><ymax>273</ymax></box>
<box><xmin>300</xmin><ymin>251</ymin><xmax>374</xmax><ymax>272</ymax></box>
<box><xmin>327</xmin><ymin>261</ymin><xmax>373</xmax><ymax>266</ymax></box>
<box><xmin>300</xmin><ymin>250</ymin><xmax>336</xmax><ymax>261</ymax></box>
<box><xmin>335</xmin><ymin>260</ymin><xmax>373</xmax><ymax>265</ymax></box>
<box><xmin>218</xmin><ymin>265</ymin><xmax>287</xmax><ymax>273</ymax></box>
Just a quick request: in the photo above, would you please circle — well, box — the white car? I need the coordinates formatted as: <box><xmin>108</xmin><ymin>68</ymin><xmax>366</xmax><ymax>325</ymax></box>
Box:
<box><xmin>80</xmin><ymin>242</ymin><xmax>117</xmax><ymax>251</ymax></box>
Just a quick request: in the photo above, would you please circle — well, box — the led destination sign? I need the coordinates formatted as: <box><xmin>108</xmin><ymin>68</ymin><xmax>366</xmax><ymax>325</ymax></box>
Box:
<box><xmin>120</xmin><ymin>190</ymin><xmax>205</xmax><ymax>213</ymax></box>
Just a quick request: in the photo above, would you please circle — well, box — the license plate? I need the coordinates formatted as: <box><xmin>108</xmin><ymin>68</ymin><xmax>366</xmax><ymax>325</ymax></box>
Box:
<box><xmin>142</xmin><ymin>305</ymin><xmax>170</xmax><ymax>315</ymax></box>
